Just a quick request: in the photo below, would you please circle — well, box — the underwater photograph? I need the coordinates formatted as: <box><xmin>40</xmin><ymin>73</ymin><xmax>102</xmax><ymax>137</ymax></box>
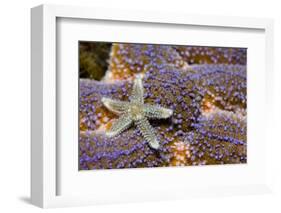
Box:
<box><xmin>79</xmin><ymin>41</ymin><xmax>247</xmax><ymax>170</ymax></box>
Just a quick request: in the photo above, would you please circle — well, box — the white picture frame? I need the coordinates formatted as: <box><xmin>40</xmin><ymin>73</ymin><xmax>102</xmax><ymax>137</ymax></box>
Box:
<box><xmin>31</xmin><ymin>4</ymin><xmax>274</xmax><ymax>208</ymax></box>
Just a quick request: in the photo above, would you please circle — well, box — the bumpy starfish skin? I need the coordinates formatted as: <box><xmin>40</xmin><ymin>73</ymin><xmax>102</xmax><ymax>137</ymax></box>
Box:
<box><xmin>101</xmin><ymin>75</ymin><xmax>173</xmax><ymax>149</ymax></box>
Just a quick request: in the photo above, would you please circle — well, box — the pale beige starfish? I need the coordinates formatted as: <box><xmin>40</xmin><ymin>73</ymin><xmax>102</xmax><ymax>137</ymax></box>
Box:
<box><xmin>101</xmin><ymin>75</ymin><xmax>173</xmax><ymax>149</ymax></box>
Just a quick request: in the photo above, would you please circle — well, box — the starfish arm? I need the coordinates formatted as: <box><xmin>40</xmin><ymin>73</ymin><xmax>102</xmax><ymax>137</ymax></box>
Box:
<box><xmin>135</xmin><ymin>117</ymin><xmax>160</xmax><ymax>150</ymax></box>
<box><xmin>130</xmin><ymin>75</ymin><xmax>144</xmax><ymax>104</ymax></box>
<box><xmin>143</xmin><ymin>104</ymin><xmax>173</xmax><ymax>119</ymax></box>
<box><xmin>106</xmin><ymin>113</ymin><xmax>132</xmax><ymax>137</ymax></box>
<box><xmin>101</xmin><ymin>97</ymin><xmax>130</xmax><ymax>115</ymax></box>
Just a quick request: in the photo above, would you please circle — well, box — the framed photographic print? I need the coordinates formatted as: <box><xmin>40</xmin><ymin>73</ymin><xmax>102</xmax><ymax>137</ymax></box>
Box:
<box><xmin>31</xmin><ymin>4</ymin><xmax>274</xmax><ymax>208</ymax></box>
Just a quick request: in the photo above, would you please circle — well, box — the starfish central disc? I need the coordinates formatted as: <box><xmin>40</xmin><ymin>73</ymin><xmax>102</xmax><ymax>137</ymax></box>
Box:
<box><xmin>129</xmin><ymin>104</ymin><xmax>143</xmax><ymax>121</ymax></box>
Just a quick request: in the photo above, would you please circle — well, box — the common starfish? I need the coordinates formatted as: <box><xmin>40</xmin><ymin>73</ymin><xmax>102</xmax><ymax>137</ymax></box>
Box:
<box><xmin>101</xmin><ymin>75</ymin><xmax>173</xmax><ymax>149</ymax></box>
